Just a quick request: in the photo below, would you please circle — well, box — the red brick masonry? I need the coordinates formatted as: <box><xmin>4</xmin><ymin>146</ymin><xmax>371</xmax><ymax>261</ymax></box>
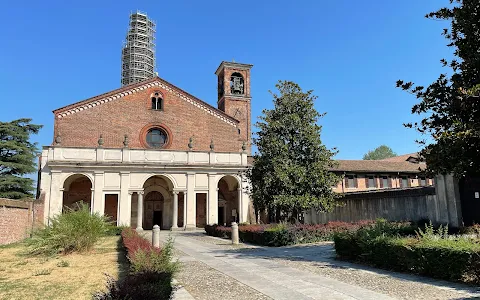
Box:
<box><xmin>0</xmin><ymin>198</ymin><xmax>44</xmax><ymax>245</ymax></box>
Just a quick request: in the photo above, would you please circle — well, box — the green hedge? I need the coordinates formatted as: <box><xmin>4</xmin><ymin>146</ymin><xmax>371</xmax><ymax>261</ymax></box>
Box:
<box><xmin>205</xmin><ymin>220</ymin><xmax>413</xmax><ymax>247</ymax></box>
<box><xmin>334</xmin><ymin>229</ymin><xmax>480</xmax><ymax>284</ymax></box>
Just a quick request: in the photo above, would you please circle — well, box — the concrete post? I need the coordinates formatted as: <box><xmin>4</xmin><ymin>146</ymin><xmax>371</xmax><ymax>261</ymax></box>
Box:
<box><xmin>152</xmin><ymin>225</ymin><xmax>160</xmax><ymax>248</ymax></box>
<box><xmin>136</xmin><ymin>191</ymin><xmax>144</xmax><ymax>231</ymax></box>
<box><xmin>231</xmin><ymin>222</ymin><xmax>239</xmax><ymax>245</ymax></box>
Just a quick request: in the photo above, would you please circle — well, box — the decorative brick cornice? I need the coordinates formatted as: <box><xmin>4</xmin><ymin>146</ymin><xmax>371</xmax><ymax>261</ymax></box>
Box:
<box><xmin>54</xmin><ymin>78</ymin><xmax>239</xmax><ymax>127</ymax></box>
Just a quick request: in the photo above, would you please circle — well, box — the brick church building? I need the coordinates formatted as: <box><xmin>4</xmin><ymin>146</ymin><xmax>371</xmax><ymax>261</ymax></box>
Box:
<box><xmin>38</xmin><ymin>61</ymin><xmax>254</xmax><ymax>230</ymax></box>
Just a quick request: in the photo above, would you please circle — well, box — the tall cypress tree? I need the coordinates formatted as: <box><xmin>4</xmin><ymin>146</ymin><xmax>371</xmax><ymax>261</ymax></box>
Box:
<box><xmin>248</xmin><ymin>81</ymin><xmax>341</xmax><ymax>223</ymax></box>
<box><xmin>397</xmin><ymin>0</ymin><xmax>480</xmax><ymax>177</ymax></box>
<box><xmin>0</xmin><ymin>119</ymin><xmax>42</xmax><ymax>199</ymax></box>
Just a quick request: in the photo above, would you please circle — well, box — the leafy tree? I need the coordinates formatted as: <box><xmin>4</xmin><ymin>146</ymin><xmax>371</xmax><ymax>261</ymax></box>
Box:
<box><xmin>0</xmin><ymin>119</ymin><xmax>42</xmax><ymax>199</ymax></box>
<box><xmin>363</xmin><ymin>145</ymin><xmax>397</xmax><ymax>160</ymax></box>
<box><xmin>247</xmin><ymin>81</ymin><xmax>341</xmax><ymax>223</ymax></box>
<box><xmin>397</xmin><ymin>0</ymin><xmax>480</xmax><ymax>177</ymax></box>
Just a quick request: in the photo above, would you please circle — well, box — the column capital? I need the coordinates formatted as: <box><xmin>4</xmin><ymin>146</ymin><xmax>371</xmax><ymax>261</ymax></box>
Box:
<box><xmin>128</xmin><ymin>191</ymin><xmax>134</xmax><ymax>195</ymax></box>
<box><xmin>120</xmin><ymin>171</ymin><xmax>130</xmax><ymax>176</ymax></box>
<box><xmin>138</xmin><ymin>191</ymin><xmax>144</xmax><ymax>195</ymax></box>
<box><xmin>172</xmin><ymin>191</ymin><xmax>179</xmax><ymax>195</ymax></box>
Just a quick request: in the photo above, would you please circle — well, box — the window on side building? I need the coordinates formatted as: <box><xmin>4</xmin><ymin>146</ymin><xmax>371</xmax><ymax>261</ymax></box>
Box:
<box><xmin>401</xmin><ymin>176</ymin><xmax>409</xmax><ymax>188</ymax></box>
<box><xmin>420</xmin><ymin>177</ymin><xmax>426</xmax><ymax>186</ymax></box>
<box><xmin>367</xmin><ymin>176</ymin><xmax>376</xmax><ymax>188</ymax></box>
<box><xmin>381</xmin><ymin>176</ymin><xmax>390</xmax><ymax>188</ymax></box>
<box><xmin>345</xmin><ymin>175</ymin><xmax>356</xmax><ymax>189</ymax></box>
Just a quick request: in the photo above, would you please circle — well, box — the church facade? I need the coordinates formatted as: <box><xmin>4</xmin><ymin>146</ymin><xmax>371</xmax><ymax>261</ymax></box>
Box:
<box><xmin>38</xmin><ymin>61</ymin><xmax>253</xmax><ymax>230</ymax></box>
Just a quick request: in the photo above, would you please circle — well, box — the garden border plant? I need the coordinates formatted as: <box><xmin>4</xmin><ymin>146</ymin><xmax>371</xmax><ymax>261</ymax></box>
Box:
<box><xmin>334</xmin><ymin>221</ymin><xmax>480</xmax><ymax>285</ymax></box>
<box><xmin>26</xmin><ymin>202</ymin><xmax>110</xmax><ymax>256</ymax></box>
<box><xmin>205</xmin><ymin>219</ymin><xmax>414</xmax><ymax>247</ymax></box>
<box><xmin>93</xmin><ymin>228</ymin><xmax>179</xmax><ymax>299</ymax></box>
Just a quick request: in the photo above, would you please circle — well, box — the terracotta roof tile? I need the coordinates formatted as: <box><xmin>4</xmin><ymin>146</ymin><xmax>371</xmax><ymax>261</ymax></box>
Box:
<box><xmin>331</xmin><ymin>159</ymin><xmax>425</xmax><ymax>173</ymax></box>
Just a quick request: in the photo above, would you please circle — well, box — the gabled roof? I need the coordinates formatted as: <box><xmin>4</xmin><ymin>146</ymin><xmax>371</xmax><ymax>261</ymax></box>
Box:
<box><xmin>53</xmin><ymin>77</ymin><xmax>240</xmax><ymax>127</ymax></box>
<box><xmin>380</xmin><ymin>153</ymin><xmax>421</xmax><ymax>163</ymax></box>
<box><xmin>332</xmin><ymin>159</ymin><xmax>426</xmax><ymax>173</ymax></box>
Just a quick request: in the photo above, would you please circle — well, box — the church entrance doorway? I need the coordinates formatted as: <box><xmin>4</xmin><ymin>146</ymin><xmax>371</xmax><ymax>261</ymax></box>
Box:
<box><xmin>145</xmin><ymin>191</ymin><xmax>164</xmax><ymax>230</ymax></box>
<box><xmin>153</xmin><ymin>210</ymin><xmax>162</xmax><ymax>228</ymax></box>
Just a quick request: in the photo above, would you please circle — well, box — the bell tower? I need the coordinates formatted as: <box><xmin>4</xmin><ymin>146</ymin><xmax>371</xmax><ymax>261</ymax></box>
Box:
<box><xmin>215</xmin><ymin>61</ymin><xmax>253</xmax><ymax>154</ymax></box>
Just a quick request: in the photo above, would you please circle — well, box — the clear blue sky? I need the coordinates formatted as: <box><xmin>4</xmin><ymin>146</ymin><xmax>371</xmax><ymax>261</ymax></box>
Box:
<box><xmin>0</xmin><ymin>0</ymin><xmax>452</xmax><ymax>159</ymax></box>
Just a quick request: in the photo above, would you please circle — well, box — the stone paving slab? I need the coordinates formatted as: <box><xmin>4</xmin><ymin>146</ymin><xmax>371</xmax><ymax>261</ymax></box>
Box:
<box><xmin>161</xmin><ymin>232</ymin><xmax>394</xmax><ymax>300</ymax></box>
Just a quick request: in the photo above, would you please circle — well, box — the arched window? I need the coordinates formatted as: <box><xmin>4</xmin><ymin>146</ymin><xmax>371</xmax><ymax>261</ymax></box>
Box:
<box><xmin>151</xmin><ymin>92</ymin><xmax>163</xmax><ymax>110</ymax></box>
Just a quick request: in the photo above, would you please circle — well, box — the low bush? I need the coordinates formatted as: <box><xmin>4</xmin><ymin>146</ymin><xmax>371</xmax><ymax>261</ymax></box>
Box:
<box><xmin>94</xmin><ymin>228</ymin><xmax>178</xmax><ymax>300</ymax></box>
<box><xmin>26</xmin><ymin>202</ymin><xmax>109</xmax><ymax>255</ymax></box>
<box><xmin>205</xmin><ymin>219</ymin><xmax>411</xmax><ymax>247</ymax></box>
<box><xmin>334</xmin><ymin>222</ymin><xmax>480</xmax><ymax>285</ymax></box>
<box><xmin>105</xmin><ymin>225</ymin><xmax>129</xmax><ymax>236</ymax></box>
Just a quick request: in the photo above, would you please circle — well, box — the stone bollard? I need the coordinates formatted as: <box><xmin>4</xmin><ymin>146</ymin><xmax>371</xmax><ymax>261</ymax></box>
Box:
<box><xmin>152</xmin><ymin>225</ymin><xmax>160</xmax><ymax>248</ymax></box>
<box><xmin>231</xmin><ymin>222</ymin><xmax>239</xmax><ymax>245</ymax></box>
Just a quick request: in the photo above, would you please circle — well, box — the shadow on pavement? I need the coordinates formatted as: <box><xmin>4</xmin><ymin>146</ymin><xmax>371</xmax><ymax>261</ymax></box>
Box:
<box><xmin>195</xmin><ymin>234</ymin><xmax>480</xmax><ymax>298</ymax></box>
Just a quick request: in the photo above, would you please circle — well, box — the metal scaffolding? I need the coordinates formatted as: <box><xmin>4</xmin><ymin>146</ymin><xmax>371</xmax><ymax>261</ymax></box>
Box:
<box><xmin>121</xmin><ymin>11</ymin><xmax>156</xmax><ymax>86</ymax></box>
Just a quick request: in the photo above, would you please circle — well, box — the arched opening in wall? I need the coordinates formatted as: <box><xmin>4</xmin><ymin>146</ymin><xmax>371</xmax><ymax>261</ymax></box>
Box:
<box><xmin>230</xmin><ymin>72</ymin><xmax>244</xmax><ymax>95</ymax></box>
<box><xmin>131</xmin><ymin>175</ymin><xmax>174</xmax><ymax>230</ymax></box>
<box><xmin>217</xmin><ymin>175</ymin><xmax>240</xmax><ymax>225</ymax></box>
<box><xmin>62</xmin><ymin>174</ymin><xmax>92</xmax><ymax>212</ymax></box>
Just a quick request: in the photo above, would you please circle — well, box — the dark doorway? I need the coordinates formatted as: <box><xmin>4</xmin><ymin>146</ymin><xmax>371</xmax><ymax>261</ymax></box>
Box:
<box><xmin>218</xmin><ymin>207</ymin><xmax>225</xmax><ymax>225</ymax></box>
<box><xmin>104</xmin><ymin>194</ymin><xmax>118</xmax><ymax>225</ymax></box>
<box><xmin>460</xmin><ymin>176</ymin><xmax>480</xmax><ymax>226</ymax></box>
<box><xmin>153</xmin><ymin>211</ymin><xmax>162</xmax><ymax>229</ymax></box>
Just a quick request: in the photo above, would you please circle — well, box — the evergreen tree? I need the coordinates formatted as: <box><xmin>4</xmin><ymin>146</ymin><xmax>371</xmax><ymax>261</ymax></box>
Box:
<box><xmin>248</xmin><ymin>81</ymin><xmax>341</xmax><ymax>223</ymax></box>
<box><xmin>397</xmin><ymin>0</ymin><xmax>480</xmax><ymax>177</ymax></box>
<box><xmin>0</xmin><ymin>119</ymin><xmax>42</xmax><ymax>199</ymax></box>
<box><xmin>363</xmin><ymin>145</ymin><xmax>397</xmax><ymax>160</ymax></box>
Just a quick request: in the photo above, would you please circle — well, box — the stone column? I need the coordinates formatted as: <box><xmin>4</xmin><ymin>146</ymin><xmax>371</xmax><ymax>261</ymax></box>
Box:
<box><xmin>136</xmin><ymin>191</ymin><xmax>144</xmax><ymax>231</ymax></box>
<box><xmin>237</xmin><ymin>187</ymin><xmax>243</xmax><ymax>223</ymax></box>
<box><xmin>90</xmin><ymin>188</ymin><xmax>95</xmax><ymax>214</ymax></box>
<box><xmin>93</xmin><ymin>171</ymin><xmax>104</xmax><ymax>215</ymax></box>
<box><xmin>118</xmin><ymin>171</ymin><xmax>130</xmax><ymax>226</ymax></box>
<box><xmin>208</xmin><ymin>174</ymin><xmax>218</xmax><ymax>225</ymax></box>
<box><xmin>172</xmin><ymin>192</ymin><xmax>179</xmax><ymax>229</ymax></box>
<box><xmin>48</xmin><ymin>170</ymin><xmax>63</xmax><ymax>223</ymax></box>
<box><xmin>183</xmin><ymin>192</ymin><xmax>187</xmax><ymax>229</ymax></box>
<box><xmin>186</xmin><ymin>173</ymin><xmax>196</xmax><ymax>229</ymax></box>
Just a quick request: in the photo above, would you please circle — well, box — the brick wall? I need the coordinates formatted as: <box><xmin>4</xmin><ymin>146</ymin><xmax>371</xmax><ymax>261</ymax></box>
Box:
<box><xmin>0</xmin><ymin>198</ymin><xmax>42</xmax><ymax>245</ymax></box>
<box><xmin>53</xmin><ymin>78</ymin><xmax>250</xmax><ymax>154</ymax></box>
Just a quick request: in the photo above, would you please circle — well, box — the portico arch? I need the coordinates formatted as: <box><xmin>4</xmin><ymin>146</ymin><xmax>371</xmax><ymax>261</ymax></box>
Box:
<box><xmin>217</xmin><ymin>175</ymin><xmax>241</xmax><ymax>225</ymax></box>
<box><xmin>131</xmin><ymin>175</ymin><xmax>176</xmax><ymax>230</ymax></box>
<box><xmin>62</xmin><ymin>174</ymin><xmax>93</xmax><ymax>211</ymax></box>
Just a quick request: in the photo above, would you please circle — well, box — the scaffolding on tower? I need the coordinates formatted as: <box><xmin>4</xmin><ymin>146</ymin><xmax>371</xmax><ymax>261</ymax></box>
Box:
<box><xmin>121</xmin><ymin>10</ymin><xmax>156</xmax><ymax>86</ymax></box>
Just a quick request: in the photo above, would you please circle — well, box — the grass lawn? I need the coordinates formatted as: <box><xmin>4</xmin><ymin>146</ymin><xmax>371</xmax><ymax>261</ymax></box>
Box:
<box><xmin>0</xmin><ymin>236</ymin><xmax>128</xmax><ymax>300</ymax></box>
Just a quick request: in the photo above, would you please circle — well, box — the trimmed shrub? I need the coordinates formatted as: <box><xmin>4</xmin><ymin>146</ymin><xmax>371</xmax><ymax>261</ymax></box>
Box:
<box><xmin>26</xmin><ymin>202</ymin><xmax>109</xmax><ymax>255</ymax></box>
<box><xmin>105</xmin><ymin>225</ymin><xmax>129</xmax><ymax>236</ymax></box>
<box><xmin>334</xmin><ymin>224</ymin><xmax>480</xmax><ymax>285</ymax></box>
<box><xmin>93</xmin><ymin>272</ymin><xmax>173</xmax><ymax>300</ymax></box>
<box><xmin>205</xmin><ymin>220</ymin><xmax>405</xmax><ymax>247</ymax></box>
<box><xmin>94</xmin><ymin>228</ymin><xmax>178</xmax><ymax>299</ymax></box>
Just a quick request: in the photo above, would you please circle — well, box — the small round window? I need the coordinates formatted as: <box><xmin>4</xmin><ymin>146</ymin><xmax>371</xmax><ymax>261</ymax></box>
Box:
<box><xmin>146</xmin><ymin>128</ymin><xmax>168</xmax><ymax>148</ymax></box>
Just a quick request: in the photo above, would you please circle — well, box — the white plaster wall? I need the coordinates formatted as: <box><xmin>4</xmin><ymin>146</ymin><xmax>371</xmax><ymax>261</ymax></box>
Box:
<box><xmin>104</xmin><ymin>172</ymin><xmax>121</xmax><ymax>188</ymax></box>
<box><xmin>195</xmin><ymin>173</ymin><xmax>208</xmax><ymax>189</ymax></box>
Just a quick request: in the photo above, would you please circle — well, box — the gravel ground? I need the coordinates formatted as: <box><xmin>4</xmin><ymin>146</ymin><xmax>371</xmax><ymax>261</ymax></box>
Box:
<box><xmin>270</xmin><ymin>251</ymin><xmax>480</xmax><ymax>300</ymax></box>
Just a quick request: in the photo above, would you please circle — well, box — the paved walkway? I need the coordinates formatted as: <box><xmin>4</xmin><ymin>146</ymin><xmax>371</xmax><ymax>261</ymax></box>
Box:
<box><xmin>161</xmin><ymin>232</ymin><xmax>394</xmax><ymax>300</ymax></box>
<box><xmin>151</xmin><ymin>231</ymin><xmax>480</xmax><ymax>300</ymax></box>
